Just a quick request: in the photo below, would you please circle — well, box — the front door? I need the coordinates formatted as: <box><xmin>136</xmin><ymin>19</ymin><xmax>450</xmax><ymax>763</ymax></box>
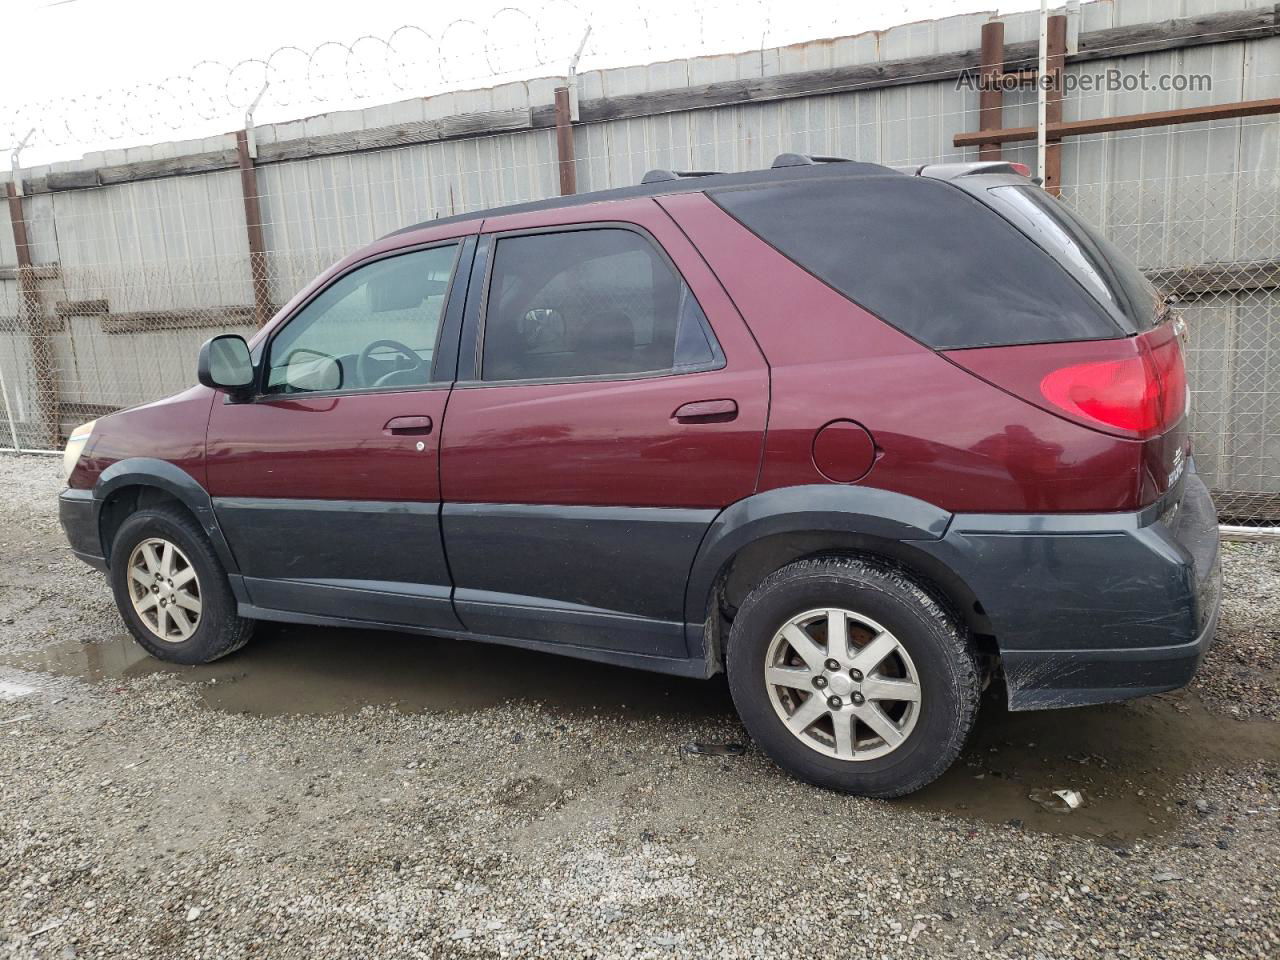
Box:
<box><xmin>440</xmin><ymin>201</ymin><xmax>769</xmax><ymax>660</ymax></box>
<box><xmin>206</xmin><ymin>237</ymin><xmax>471</xmax><ymax>628</ymax></box>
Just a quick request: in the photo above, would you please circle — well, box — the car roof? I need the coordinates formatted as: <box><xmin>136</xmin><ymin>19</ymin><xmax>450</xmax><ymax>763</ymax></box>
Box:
<box><xmin>382</xmin><ymin>159</ymin><xmax>903</xmax><ymax>238</ymax></box>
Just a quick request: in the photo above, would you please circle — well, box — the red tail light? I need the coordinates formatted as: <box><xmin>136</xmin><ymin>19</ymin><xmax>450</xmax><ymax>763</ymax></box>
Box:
<box><xmin>1040</xmin><ymin>356</ymin><xmax>1160</xmax><ymax>432</ymax></box>
<box><xmin>1038</xmin><ymin>335</ymin><xmax>1186</xmax><ymax>438</ymax></box>
<box><xmin>1150</xmin><ymin>333</ymin><xmax>1188</xmax><ymax>426</ymax></box>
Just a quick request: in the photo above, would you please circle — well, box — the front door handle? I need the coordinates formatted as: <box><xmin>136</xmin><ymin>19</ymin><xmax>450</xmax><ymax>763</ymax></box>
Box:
<box><xmin>384</xmin><ymin>415</ymin><xmax>433</xmax><ymax>436</ymax></box>
<box><xmin>672</xmin><ymin>399</ymin><xmax>738</xmax><ymax>424</ymax></box>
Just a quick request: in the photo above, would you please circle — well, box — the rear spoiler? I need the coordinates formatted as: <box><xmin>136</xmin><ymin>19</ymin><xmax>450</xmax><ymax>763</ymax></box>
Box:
<box><xmin>895</xmin><ymin>161</ymin><xmax>1034</xmax><ymax>181</ymax></box>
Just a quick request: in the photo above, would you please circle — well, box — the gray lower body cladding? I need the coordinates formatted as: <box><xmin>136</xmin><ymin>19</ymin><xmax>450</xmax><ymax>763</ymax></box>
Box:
<box><xmin>60</xmin><ymin>466</ymin><xmax>1222</xmax><ymax>711</ymax></box>
<box><xmin>919</xmin><ymin>469</ymin><xmax>1222</xmax><ymax>710</ymax></box>
<box><xmin>58</xmin><ymin>488</ymin><xmax>107</xmax><ymax>571</ymax></box>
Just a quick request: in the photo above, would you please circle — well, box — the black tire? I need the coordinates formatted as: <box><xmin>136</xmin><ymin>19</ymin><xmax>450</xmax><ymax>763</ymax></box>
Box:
<box><xmin>108</xmin><ymin>504</ymin><xmax>254</xmax><ymax>665</ymax></box>
<box><xmin>726</xmin><ymin>556</ymin><xmax>979</xmax><ymax>798</ymax></box>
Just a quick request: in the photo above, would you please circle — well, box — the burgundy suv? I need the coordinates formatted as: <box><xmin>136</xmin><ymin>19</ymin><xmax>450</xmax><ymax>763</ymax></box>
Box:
<box><xmin>58</xmin><ymin>156</ymin><xmax>1221</xmax><ymax>797</ymax></box>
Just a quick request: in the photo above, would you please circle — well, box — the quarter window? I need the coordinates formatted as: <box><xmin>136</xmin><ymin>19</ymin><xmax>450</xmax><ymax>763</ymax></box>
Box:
<box><xmin>480</xmin><ymin>229</ymin><xmax>723</xmax><ymax>382</ymax></box>
<box><xmin>266</xmin><ymin>244</ymin><xmax>458</xmax><ymax>395</ymax></box>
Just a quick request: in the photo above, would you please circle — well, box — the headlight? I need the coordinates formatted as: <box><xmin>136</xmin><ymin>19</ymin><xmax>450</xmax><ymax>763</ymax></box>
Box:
<box><xmin>62</xmin><ymin>420</ymin><xmax>96</xmax><ymax>483</ymax></box>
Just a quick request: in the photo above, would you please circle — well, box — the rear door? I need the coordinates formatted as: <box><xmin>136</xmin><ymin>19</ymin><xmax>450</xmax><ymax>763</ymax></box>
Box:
<box><xmin>440</xmin><ymin>199</ymin><xmax>768</xmax><ymax>660</ymax></box>
<box><xmin>206</xmin><ymin>236</ymin><xmax>474</xmax><ymax>628</ymax></box>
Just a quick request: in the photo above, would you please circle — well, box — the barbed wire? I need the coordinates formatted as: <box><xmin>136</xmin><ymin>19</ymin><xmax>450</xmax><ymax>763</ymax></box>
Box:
<box><xmin>8</xmin><ymin>2</ymin><xmax>569</xmax><ymax>153</ymax></box>
<box><xmin>5</xmin><ymin>1</ymin><xmax>1052</xmax><ymax>163</ymax></box>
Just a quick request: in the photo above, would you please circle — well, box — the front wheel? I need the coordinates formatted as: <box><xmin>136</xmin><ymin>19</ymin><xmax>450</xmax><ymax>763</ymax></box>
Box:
<box><xmin>108</xmin><ymin>504</ymin><xmax>254</xmax><ymax>665</ymax></box>
<box><xmin>726</xmin><ymin>556</ymin><xmax>980</xmax><ymax>797</ymax></box>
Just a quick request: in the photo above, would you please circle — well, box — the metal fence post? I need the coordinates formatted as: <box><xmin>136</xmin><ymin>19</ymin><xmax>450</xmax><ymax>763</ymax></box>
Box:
<box><xmin>5</xmin><ymin>180</ymin><xmax>59</xmax><ymax>449</ymax></box>
<box><xmin>554</xmin><ymin>86</ymin><xmax>577</xmax><ymax>196</ymax></box>
<box><xmin>1044</xmin><ymin>14</ymin><xmax>1068</xmax><ymax>195</ymax></box>
<box><xmin>0</xmin><ymin>357</ymin><xmax>20</xmax><ymax>452</ymax></box>
<box><xmin>235</xmin><ymin>130</ymin><xmax>273</xmax><ymax>327</ymax></box>
<box><xmin>978</xmin><ymin>21</ymin><xmax>1005</xmax><ymax>161</ymax></box>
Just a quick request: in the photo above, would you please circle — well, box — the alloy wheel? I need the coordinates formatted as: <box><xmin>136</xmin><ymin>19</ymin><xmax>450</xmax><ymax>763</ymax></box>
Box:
<box><xmin>764</xmin><ymin>607</ymin><xmax>922</xmax><ymax>761</ymax></box>
<box><xmin>126</xmin><ymin>537</ymin><xmax>202</xmax><ymax>643</ymax></box>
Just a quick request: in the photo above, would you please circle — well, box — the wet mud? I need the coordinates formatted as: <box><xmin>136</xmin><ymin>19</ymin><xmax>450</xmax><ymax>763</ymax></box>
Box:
<box><xmin>12</xmin><ymin>625</ymin><xmax>1278</xmax><ymax>843</ymax></box>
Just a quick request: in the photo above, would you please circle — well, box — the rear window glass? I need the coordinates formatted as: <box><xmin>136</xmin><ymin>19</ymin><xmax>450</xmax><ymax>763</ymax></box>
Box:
<box><xmin>985</xmin><ymin>184</ymin><xmax>1161</xmax><ymax>331</ymax></box>
<box><xmin>710</xmin><ymin>176</ymin><xmax>1121</xmax><ymax>349</ymax></box>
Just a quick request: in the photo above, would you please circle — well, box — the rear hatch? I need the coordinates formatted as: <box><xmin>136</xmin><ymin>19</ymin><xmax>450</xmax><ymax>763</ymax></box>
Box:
<box><xmin>936</xmin><ymin>173</ymin><xmax>1189</xmax><ymax>506</ymax></box>
<box><xmin>710</xmin><ymin>165</ymin><xmax>1189</xmax><ymax>509</ymax></box>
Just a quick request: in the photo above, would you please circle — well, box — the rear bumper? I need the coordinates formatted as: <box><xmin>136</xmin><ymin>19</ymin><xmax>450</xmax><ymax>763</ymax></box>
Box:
<box><xmin>59</xmin><ymin>487</ymin><xmax>107</xmax><ymax>572</ymax></box>
<box><xmin>919</xmin><ymin>467</ymin><xmax>1222</xmax><ymax>710</ymax></box>
<box><xmin>998</xmin><ymin>558</ymin><xmax>1220</xmax><ymax>709</ymax></box>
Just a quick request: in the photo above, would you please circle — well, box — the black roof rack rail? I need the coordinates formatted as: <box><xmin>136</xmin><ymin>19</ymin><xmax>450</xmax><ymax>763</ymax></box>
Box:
<box><xmin>770</xmin><ymin>153</ymin><xmax>852</xmax><ymax>169</ymax></box>
<box><xmin>639</xmin><ymin>169</ymin><xmax>722</xmax><ymax>184</ymax></box>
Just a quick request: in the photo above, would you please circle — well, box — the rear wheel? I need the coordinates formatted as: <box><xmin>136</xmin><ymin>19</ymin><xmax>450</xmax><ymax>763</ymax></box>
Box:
<box><xmin>726</xmin><ymin>556</ymin><xmax>979</xmax><ymax>797</ymax></box>
<box><xmin>108</xmin><ymin>505</ymin><xmax>254</xmax><ymax>664</ymax></box>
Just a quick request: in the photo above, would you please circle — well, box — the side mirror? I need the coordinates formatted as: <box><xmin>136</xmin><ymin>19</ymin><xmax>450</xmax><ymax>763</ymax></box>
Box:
<box><xmin>197</xmin><ymin>335</ymin><xmax>254</xmax><ymax>398</ymax></box>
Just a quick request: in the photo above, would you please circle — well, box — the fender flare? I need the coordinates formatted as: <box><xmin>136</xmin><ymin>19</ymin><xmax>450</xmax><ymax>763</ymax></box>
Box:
<box><xmin>93</xmin><ymin>458</ymin><xmax>240</xmax><ymax>575</ymax></box>
<box><xmin>682</xmin><ymin>484</ymin><xmax>953</xmax><ymax>626</ymax></box>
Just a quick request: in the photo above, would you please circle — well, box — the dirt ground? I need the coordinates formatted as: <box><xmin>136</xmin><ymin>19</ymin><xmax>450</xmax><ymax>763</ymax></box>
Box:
<box><xmin>1</xmin><ymin>454</ymin><xmax>1277</xmax><ymax>959</ymax></box>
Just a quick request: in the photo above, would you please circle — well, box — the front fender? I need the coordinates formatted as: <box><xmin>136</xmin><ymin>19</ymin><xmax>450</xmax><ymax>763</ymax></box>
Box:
<box><xmin>682</xmin><ymin>484</ymin><xmax>953</xmax><ymax>626</ymax></box>
<box><xmin>93</xmin><ymin>458</ymin><xmax>239</xmax><ymax>575</ymax></box>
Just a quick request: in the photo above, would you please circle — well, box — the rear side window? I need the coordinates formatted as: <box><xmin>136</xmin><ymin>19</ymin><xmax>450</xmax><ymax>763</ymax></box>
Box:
<box><xmin>480</xmin><ymin>228</ymin><xmax>724</xmax><ymax>382</ymax></box>
<box><xmin>985</xmin><ymin>184</ymin><xmax>1161</xmax><ymax>332</ymax></box>
<box><xmin>711</xmin><ymin>176</ymin><xmax>1121</xmax><ymax>349</ymax></box>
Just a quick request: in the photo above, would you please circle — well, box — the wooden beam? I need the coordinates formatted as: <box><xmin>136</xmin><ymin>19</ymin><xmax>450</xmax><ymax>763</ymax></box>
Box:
<box><xmin>531</xmin><ymin>6</ymin><xmax>1279</xmax><ymax>127</ymax></box>
<box><xmin>1071</xmin><ymin>6</ymin><xmax>1279</xmax><ymax>63</ymax></box>
<box><xmin>236</xmin><ymin>131</ymin><xmax>273</xmax><ymax>327</ymax></box>
<box><xmin>0</xmin><ymin>263</ymin><xmax>58</xmax><ymax>282</ymax></box>
<box><xmin>1146</xmin><ymin>258</ymin><xmax>1280</xmax><ymax>299</ymax></box>
<box><xmin>54</xmin><ymin>298</ymin><xmax>109</xmax><ymax>317</ymax></box>
<box><xmin>954</xmin><ymin>97</ymin><xmax>1280</xmax><ymax>146</ymax></box>
<box><xmin>554</xmin><ymin>87</ymin><xmax>577</xmax><ymax>196</ymax></box>
<box><xmin>253</xmin><ymin>107</ymin><xmax>534</xmax><ymax>164</ymax></box>
<box><xmin>21</xmin><ymin>109</ymin><xmax>535</xmax><ymax>194</ymax></box>
<box><xmin>1213</xmin><ymin>490</ymin><xmax>1280</xmax><ymax>526</ymax></box>
<box><xmin>99</xmin><ymin>305</ymin><xmax>258</xmax><ymax>335</ymax></box>
<box><xmin>58</xmin><ymin>401</ymin><xmax>122</xmax><ymax>423</ymax></box>
<box><xmin>41</xmin><ymin>148</ymin><xmax>240</xmax><ymax>191</ymax></box>
<box><xmin>978</xmin><ymin>21</ymin><xmax>1005</xmax><ymax>162</ymax></box>
<box><xmin>1044</xmin><ymin>14</ymin><xmax>1068</xmax><ymax>196</ymax></box>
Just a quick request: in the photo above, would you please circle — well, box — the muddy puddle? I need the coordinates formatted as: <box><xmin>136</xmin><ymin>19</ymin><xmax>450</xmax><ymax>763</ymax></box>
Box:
<box><xmin>13</xmin><ymin>625</ymin><xmax>733</xmax><ymax>718</ymax></box>
<box><xmin>11</xmin><ymin>626</ymin><xmax>1279</xmax><ymax>843</ymax></box>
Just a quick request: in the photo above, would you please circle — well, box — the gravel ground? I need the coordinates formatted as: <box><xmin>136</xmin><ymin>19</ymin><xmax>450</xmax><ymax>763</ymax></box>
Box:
<box><xmin>1</xmin><ymin>454</ymin><xmax>1277</xmax><ymax>960</ymax></box>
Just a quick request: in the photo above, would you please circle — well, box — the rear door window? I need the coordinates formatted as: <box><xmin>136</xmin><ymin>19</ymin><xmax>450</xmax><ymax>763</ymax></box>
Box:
<box><xmin>711</xmin><ymin>176</ymin><xmax>1122</xmax><ymax>349</ymax></box>
<box><xmin>480</xmin><ymin>228</ymin><xmax>724</xmax><ymax>382</ymax></box>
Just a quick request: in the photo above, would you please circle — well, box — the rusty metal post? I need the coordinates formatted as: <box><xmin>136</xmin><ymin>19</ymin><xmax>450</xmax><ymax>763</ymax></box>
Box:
<box><xmin>5</xmin><ymin>181</ymin><xmax>59</xmax><ymax>447</ymax></box>
<box><xmin>235</xmin><ymin>131</ymin><xmax>273</xmax><ymax>326</ymax></box>
<box><xmin>978</xmin><ymin>21</ymin><xmax>1005</xmax><ymax>161</ymax></box>
<box><xmin>1044</xmin><ymin>14</ymin><xmax>1068</xmax><ymax>196</ymax></box>
<box><xmin>554</xmin><ymin>86</ymin><xmax>577</xmax><ymax>196</ymax></box>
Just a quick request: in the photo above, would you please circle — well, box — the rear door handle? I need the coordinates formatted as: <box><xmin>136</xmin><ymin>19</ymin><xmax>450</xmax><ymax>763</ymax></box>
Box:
<box><xmin>672</xmin><ymin>399</ymin><xmax>738</xmax><ymax>424</ymax></box>
<box><xmin>384</xmin><ymin>415</ymin><xmax>433</xmax><ymax>436</ymax></box>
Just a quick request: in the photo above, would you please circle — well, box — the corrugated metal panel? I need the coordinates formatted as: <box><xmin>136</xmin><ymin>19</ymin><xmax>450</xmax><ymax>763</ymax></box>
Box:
<box><xmin>0</xmin><ymin>0</ymin><xmax>1275</xmax><ymax>500</ymax></box>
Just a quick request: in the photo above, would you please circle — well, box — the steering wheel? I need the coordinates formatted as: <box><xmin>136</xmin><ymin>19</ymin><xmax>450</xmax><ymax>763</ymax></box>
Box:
<box><xmin>357</xmin><ymin>339</ymin><xmax>429</xmax><ymax>388</ymax></box>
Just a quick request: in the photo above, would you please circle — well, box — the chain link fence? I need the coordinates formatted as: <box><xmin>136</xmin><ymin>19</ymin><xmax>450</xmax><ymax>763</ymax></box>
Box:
<box><xmin>1058</xmin><ymin>144</ymin><xmax>1280</xmax><ymax>531</ymax></box>
<box><xmin>1</xmin><ymin>51</ymin><xmax>1277</xmax><ymax>534</ymax></box>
